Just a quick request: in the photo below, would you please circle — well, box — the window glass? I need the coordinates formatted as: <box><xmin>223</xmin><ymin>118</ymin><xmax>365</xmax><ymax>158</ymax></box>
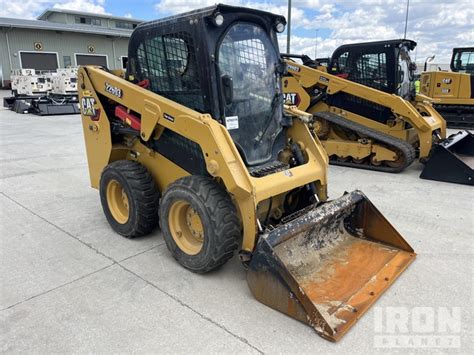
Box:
<box><xmin>63</xmin><ymin>55</ymin><xmax>72</xmax><ymax>67</ymax></box>
<box><xmin>75</xmin><ymin>17</ymin><xmax>92</xmax><ymax>25</ymax></box>
<box><xmin>454</xmin><ymin>51</ymin><xmax>474</xmax><ymax>73</ymax></box>
<box><xmin>121</xmin><ymin>57</ymin><xmax>128</xmax><ymax>70</ymax></box>
<box><xmin>217</xmin><ymin>22</ymin><xmax>282</xmax><ymax>165</ymax></box>
<box><xmin>331</xmin><ymin>51</ymin><xmax>349</xmax><ymax>73</ymax></box>
<box><xmin>116</xmin><ymin>21</ymin><xmax>134</xmax><ymax>29</ymax></box>
<box><xmin>353</xmin><ymin>52</ymin><xmax>388</xmax><ymax>90</ymax></box>
<box><xmin>136</xmin><ymin>32</ymin><xmax>204</xmax><ymax>112</ymax></box>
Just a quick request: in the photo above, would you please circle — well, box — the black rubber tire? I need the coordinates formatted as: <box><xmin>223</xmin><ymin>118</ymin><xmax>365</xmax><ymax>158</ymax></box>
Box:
<box><xmin>159</xmin><ymin>176</ymin><xmax>241</xmax><ymax>273</ymax></box>
<box><xmin>100</xmin><ymin>160</ymin><xmax>159</xmax><ymax>238</ymax></box>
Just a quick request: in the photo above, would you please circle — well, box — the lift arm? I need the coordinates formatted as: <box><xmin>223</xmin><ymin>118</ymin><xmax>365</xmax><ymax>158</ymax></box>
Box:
<box><xmin>284</xmin><ymin>60</ymin><xmax>445</xmax><ymax>134</ymax></box>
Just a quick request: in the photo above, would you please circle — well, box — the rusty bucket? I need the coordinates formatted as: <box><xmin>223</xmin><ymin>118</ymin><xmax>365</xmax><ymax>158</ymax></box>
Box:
<box><xmin>247</xmin><ymin>190</ymin><xmax>415</xmax><ymax>342</ymax></box>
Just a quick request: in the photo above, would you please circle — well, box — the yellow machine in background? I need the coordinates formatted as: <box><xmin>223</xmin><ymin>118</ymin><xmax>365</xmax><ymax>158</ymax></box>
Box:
<box><xmin>421</xmin><ymin>47</ymin><xmax>474</xmax><ymax>128</ymax></box>
<box><xmin>282</xmin><ymin>40</ymin><xmax>474</xmax><ymax>185</ymax></box>
<box><xmin>78</xmin><ymin>5</ymin><xmax>415</xmax><ymax>342</ymax></box>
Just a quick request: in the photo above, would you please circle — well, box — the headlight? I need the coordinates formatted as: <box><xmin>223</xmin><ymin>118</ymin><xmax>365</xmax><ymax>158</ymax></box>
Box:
<box><xmin>275</xmin><ymin>21</ymin><xmax>285</xmax><ymax>33</ymax></box>
<box><xmin>213</xmin><ymin>13</ymin><xmax>224</xmax><ymax>26</ymax></box>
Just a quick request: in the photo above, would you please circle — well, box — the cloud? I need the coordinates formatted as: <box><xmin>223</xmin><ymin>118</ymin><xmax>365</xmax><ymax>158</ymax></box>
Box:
<box><xmin>281</xmin><ymin>0</ymin><xmax>474</xmax><ymax>63</ymax></box>
<box><xmin>53</xmin><ymin>0</ymin><xmax>108</xmax><ymax>14</ymax></box>
<box><xmin>150</xmin><ymin>0</ymin><xmax>473</xmax><ymax>63</ymax></box>
<box><xmin>0</xmin><ymin>0</ymin><xmax>51</xmax><ymax>18</ymax></box>
<box><xmin>0</xmin><ymin>0</ymin><xmax>471</xmax><ymax>64</ymax></box>
<box><xmin>0</xmin><ymin>0</ymin><xmax>108</xmax><ymax>18</ymax></box>
<box><xmin>154</xmin><ymin>0</ymin><xmax>219</xmax><ymax>15</ymax></box>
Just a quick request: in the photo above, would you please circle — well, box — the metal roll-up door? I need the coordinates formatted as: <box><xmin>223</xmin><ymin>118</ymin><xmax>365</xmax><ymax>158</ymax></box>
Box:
<box><xmin>20</xmin><ymin>52</ymin><xmax>59</xmax><ymax>71</ymax></box>
<box><xmin>75</xmin><ymin>54</ymin><xmax>108</xmax><ymax>67</ymax></box>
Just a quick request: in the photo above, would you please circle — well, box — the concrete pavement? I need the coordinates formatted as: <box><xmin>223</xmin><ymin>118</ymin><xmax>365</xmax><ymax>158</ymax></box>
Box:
<box><xmin>0</xmin><ymin>91</ymin><xmax>472</xmax><ymax>353</ymax></box>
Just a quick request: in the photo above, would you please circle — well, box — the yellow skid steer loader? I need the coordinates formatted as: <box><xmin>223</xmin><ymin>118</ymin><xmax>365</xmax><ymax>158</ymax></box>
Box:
<box><xmin>282</xmin><ymin>40</ymin><xmax>473</xmax><ymax>185</ymax></box>
<box><xmin>78</xmin><ymin>5</ymin><xmax>415</xmax><ymax>342</ymax></box>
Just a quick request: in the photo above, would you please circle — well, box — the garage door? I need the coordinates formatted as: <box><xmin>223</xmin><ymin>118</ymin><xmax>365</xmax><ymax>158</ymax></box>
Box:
<box><xmin>20</xmin><ymin>52</ymin><xmax>58</xmax><ymax>71</ymax></box>
<box><xmin>75</xmin><ymin>54</ymin><xmax>108</xmax><ymax>67</ymax></box>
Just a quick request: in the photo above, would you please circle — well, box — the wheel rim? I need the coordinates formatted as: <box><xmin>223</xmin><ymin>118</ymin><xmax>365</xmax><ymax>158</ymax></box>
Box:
<box><xmin>168</xmin><ymin>200</ymin><xmax>204</xmax><ymax>255</ymax></box>
<box><xmin>106</xmin><ymin>179</ymin><xmax>130</xmax><ymax>224</ymax></box>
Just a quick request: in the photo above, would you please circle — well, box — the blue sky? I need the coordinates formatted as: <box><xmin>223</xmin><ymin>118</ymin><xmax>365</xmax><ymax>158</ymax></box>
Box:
<box><xmin>1</xmin><ymin>0</ymin><xmax>473</xmax><ymax>63</ymax></box>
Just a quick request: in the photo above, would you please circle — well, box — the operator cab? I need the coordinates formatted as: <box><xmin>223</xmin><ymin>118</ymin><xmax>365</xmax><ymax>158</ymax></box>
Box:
<box><xmin>126</xmin><ymin>4</ymin><xmax>287</xmax><ymax>169</ymax></box>
<box><xmin>328</xmin><ymin>39</ymin><xmax>417</xmax><ymax>100</ymax></box>
<box><xmin>451</xmin><ymin>47</ymin><xmax>474</xmax><ymax>74</ymax></box>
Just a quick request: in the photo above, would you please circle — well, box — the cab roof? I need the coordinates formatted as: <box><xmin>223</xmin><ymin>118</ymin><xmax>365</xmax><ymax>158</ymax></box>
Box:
<box><xmin>135</xmin><ymin>3</ymin><xmax>286</xmax><ymax>32</ymax></box>
<box><xmin>334</xmin><ymin>39</ymin><xmax>417</xmax><ymax>53</ymax></box>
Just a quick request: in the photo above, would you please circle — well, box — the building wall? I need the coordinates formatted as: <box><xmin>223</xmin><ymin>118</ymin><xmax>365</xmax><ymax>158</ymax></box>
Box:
<box><xmin>0</xmin><ymin>27</ymin><xmax>130</xmax><ymax>83</ymax></box>
<box><xmin>45</xmin><ymin>12</ymin><xmax>69</xmax><ymax>24</ymax></box>
<box><xmin>43</xmin><ymin>12</ymin><xmax>139</xmax><ymax>30</ymax></box>
<box><xmin>0</xmin><ymin>31</ymin><xmax>9</xmax><ymax>86</ymax></box>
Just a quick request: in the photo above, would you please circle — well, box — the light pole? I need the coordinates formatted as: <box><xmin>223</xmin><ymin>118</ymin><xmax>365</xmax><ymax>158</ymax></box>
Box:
<box><xmin>315</xmin><ymin>29</ymin><xmax>319</xmax><ymax>59</ymax></box>
<box><xmin>287</xmin><ymin>0</ymin><xmax>291</xmax><ymax>53</ymax></box>
<box><xmin>403</xmin><ymin>0</ymin><xmax>410</xmax><ymax>39</ymax></box>
<box><xmin>424</xmin><ymin>55</ymin><xmax>435</xmax><ymax>71</ymax></box>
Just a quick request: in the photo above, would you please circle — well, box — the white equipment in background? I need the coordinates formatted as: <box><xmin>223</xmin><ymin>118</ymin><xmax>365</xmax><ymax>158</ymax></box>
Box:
<box><xmin>52</xmin><ymin>68</ymin><xmax>78</xmax><ymax>94</ymax></box>
<box><xmin>5</xmin><ymin>67</ymin><xmax>80</xmax><ymax>115</ymax></box>
<box><xmin>41</xmin><ymin>72</ymin><xmax>54</xmax><ymax>92</ymax></box>
<box><xmin>10</xmin><ymin>69</ymin><xmax>50</xmax><ymax>95</ymax></box>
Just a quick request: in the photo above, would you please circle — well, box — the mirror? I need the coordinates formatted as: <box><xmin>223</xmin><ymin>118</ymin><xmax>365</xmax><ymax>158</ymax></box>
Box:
<box><xmin>221</xmin><ymin>74</ymin><xmax>233</xmax><ymax>105</ymax></box>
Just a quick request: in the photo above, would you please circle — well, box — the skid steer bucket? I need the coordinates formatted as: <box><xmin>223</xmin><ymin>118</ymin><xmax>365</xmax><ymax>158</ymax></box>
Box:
<box><xmin>420</xmin><ymin>131</ymin><xmax>474</xmax><ymax>185</ymax></box>
<box><xmin>247</xmin><ymin>191</ymin><xmax>415</xmax><ymax>342</ymax></box>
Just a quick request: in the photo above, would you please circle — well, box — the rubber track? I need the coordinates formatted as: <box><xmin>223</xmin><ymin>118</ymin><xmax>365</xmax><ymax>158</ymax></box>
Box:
<box><xmin>161</xmin><ymin>176</ymin><xmax>241</xmax><ymax>273</ymax></box>
<box><xmin>433</xmin><ymin>104</ymin><xmax>474</xmax><ymax>129</ymax></box>
<box><xmin>314</xmin><ymin>111</ymin><xmax>417</xmax><ymax>173</ymax></box>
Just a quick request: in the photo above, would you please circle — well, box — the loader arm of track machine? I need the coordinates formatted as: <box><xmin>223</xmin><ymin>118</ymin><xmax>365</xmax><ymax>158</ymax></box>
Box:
<box><xmin>79</xmin><ymin>64</ymin><xmax>416</xmax><ymax>342</ymax></box>
<box><xmin>283</xmin><ymin>60</ymin><xmax>446</xmax><ymax>159</ymax></box>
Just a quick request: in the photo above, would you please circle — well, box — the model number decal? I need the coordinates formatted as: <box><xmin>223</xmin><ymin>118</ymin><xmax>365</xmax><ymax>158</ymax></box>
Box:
<box><xmin>287</xmin><ymin>63</ymin><xmax>300</xmax><ymax>73</ymax></box>
<box><xmin>105</xmin><ymin>82</ymin><xmax>122</xmax><ymax>98</ymax></box>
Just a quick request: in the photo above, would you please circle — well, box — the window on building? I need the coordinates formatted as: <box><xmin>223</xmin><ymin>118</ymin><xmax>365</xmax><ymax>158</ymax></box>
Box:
<box><xmin>63</xmin><ymin>56</ymin><xmax>72</xmax><ymax>67</ymax></box>
<box><xmin>116</xmin><ymin>21</ymin><xmax>134</xmax><ymax>29</ymax></box>
<box><xmin>75</xmin><ymin>16</ymin><xmax>101</xmax><ymax>26</ymax></box>
<box><xmin>121</xmin><ymin>57</ymin><xmax>128</xmax><ymax>70</ymax></box>
<box><xmin>75</xmin><ymin>54</ymin><xmax>108</xmax><ymax>67</ymax></box>
<box><xmin>76</xmin><ymin>17</ymin><xmax>90</xmax><ymax>24</ymax></box>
